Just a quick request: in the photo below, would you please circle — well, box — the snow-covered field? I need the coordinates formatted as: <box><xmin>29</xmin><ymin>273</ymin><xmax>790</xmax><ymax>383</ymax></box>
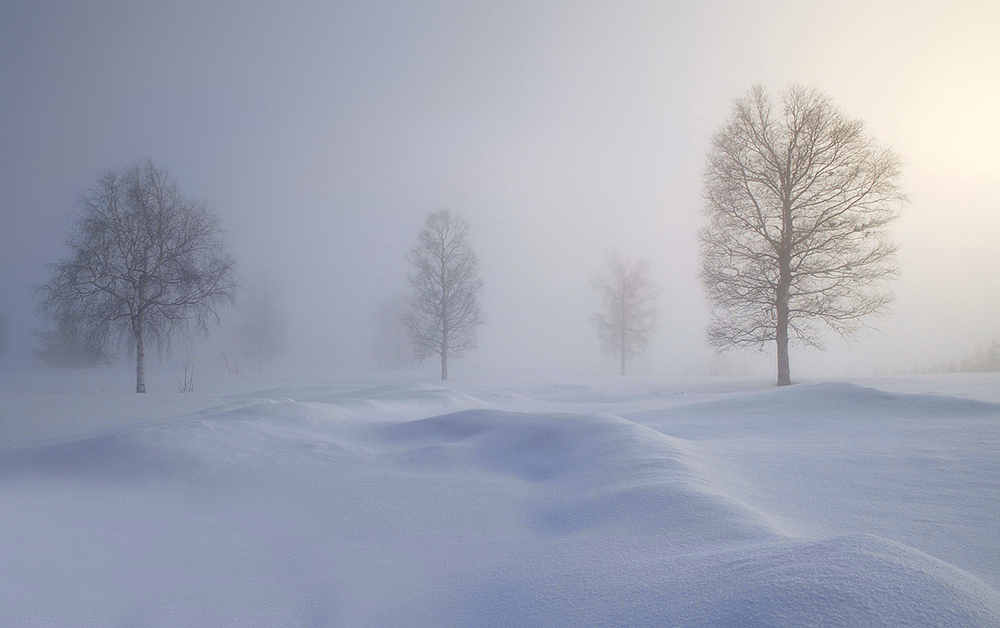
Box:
<box><xmin>1</xmin><ymin>370</ymin><xmax>999</xmax><ymax>627</ymax></box>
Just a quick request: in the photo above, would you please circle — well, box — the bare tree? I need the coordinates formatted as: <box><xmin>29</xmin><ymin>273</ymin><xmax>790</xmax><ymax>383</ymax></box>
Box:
<box><xmin>236</xmin><ymin>275</ymin><xmax>287</xmax><ymax>375</ymax></box>
<box><xmin>38</xmin><ymin>159</ymin><xmax>238</xmax><ymax>392</ymax></box>
<box><xmin>699</xmin><ymin>85</ymin><xmax>905</xmax><ymax>386</ymax></box>
<box><xmin>371</xmin><ymin>292</ymin><xmax>415</xmax><ymax>370</ymax></box>
<box><xmin>592</xmin><ymin>251</ymin><xmax>658</xmax><ymax>375</ymax></box>
<box><xmin>407</xmin><ymin>209</ymin><xmax>485</xmax><ymax>380</ymax></box>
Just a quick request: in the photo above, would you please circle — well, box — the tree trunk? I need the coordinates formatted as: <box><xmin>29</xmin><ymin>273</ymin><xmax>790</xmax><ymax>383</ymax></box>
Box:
<box><xmin>620</xmin><ymin>290</ymin><xmax>627</xmax><ymax>376</ymax></box>
<box><xmin>776</xmin><ymin>200</ymin><xmax>793</xmax><ymax>387</ymax></box>
<box><xmin>135</xmin><ymin>321</ymin><xmax>146</xmax><ymax>393</ymax></box>
<box><xmin>136</xmin><ymin>271</ymin><xmax>147</xmax><ymax>393</ymax></box>
<box><xmin>775</xmin><ymin>299</ymin><xmax>790</xmax><ymax>386</ymax></box>
<box><xmin>441</xmin><ymin>320</ymin><xmax>448</xmax><ymax>381</ymax></box>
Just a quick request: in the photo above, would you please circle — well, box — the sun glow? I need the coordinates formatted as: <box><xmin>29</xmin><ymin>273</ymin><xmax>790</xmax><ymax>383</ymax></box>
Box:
<box><xmin>901</xmin><ymin>26</ymin><xmax>1000</xmax><ymax>181</ymax></box>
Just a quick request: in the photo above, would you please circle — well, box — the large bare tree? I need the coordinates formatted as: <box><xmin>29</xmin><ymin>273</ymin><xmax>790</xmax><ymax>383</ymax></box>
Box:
<box><xmin>38</xmin><ymin>160</ymin><xmax>238</xmax><ymax>392</ymax></box>
<box><xmin>699</xmin><ymin>85</ymin><xmax>905</xmax><ymax>386</ymax></box>
<box><xmin>407</xmin><ymin>209</ymin><xmax>485</xmax><ymax>380</ymax></box>
<box><xmin>592</xmin><ymin>251</ymin><xmax>658</xmax><ymax>375</ymax></box>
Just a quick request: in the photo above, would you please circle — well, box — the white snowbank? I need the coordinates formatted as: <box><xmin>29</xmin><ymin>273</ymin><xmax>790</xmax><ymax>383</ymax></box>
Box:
<box><xmin>0</xmin><ymin>376</ymin><xmax>998</xmax><ymax>626</ymax></box>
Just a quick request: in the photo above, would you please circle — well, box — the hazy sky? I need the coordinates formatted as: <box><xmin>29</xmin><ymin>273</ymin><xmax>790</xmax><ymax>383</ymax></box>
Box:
<box><xmin>2</xmin><ymin>0</ymin><xmax>998</xmax><ymax>378</ymax></box>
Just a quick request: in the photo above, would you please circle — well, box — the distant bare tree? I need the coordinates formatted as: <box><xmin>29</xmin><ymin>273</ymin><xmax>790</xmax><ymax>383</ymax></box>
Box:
<box><xmin>38</xmin><ymin>160</ymin><xmax>238</xmax><ymax>392</ymax></box>
<box><xmin>407</xmin><ymin>209</ymin><xmax>485</xmax><ymax>380</ymax></box>
<box><xmin>592</xmin><ymin>251</ymin><xmax>658</xmax><ymax>375</ymax></box>
<box><xmin>31</xmin><ymin>320</ymin><xmax>111</xmax><ymax>368</ymax></box>
<box><xmin>700</xmin><ymin>85</ymin><xmax>905</xmax><ymax>386</ymax></box>
<box><xmin>371</xmin><ymin>292</ymin><xmax>415</xmax><ymax>370</ymax></box>
<box><xmin>236</xmin><ymin>275</ymin><xmax>287</xmax><ymax>375</ymax></box>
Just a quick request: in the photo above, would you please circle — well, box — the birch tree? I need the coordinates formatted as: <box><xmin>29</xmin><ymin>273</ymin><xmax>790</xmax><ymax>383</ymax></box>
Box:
<box><xmin>38</xmin><ymin>160</ymin><xmax>238</xmax><ymax>392</ymax></box>
<box><xmin>407</xmin><ymin>209</ymin><xmax>485</xmax><ymax>380</ymax></box>
<box><xmin>699</xmin><ymin>85</ymin><xmax>905</xmax><ymax>385</ymax></box>
<box><xmin>593</xmin><ymin>251</ymin><xmax>658</xmax><ymax>375</ymax></box>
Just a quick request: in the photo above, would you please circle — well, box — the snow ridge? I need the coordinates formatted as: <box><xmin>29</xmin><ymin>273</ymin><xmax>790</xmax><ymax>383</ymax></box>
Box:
<box><xmin>1</xmin><ymin>380</ymin><xmax>998</xmax><ymax>626</ymax></box>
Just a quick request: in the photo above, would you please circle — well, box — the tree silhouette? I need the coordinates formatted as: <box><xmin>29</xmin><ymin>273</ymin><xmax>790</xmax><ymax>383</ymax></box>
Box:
<box><xmin>407</xmin><ymin>209</ymin><xmax>485</xmax><ymax>380</ymax></box>
<box><xmin>38</xmin><ymin>160</ymin><xmax>237</xmax><ymax>392</ymax></box>
<box><xmin>700</xmin><ymin>85</ymin><xmax>905</xmax><ymax>385</ymax></box>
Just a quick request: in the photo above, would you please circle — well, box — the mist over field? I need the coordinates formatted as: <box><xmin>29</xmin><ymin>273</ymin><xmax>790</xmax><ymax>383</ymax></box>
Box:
<box><xmin>2</xmin><ymin>2</ymin><xmax>1000</xmax><ymax>626</ymax></box>
<box><xmin>1</xmin><ymin>0</ymin><xmax>998</xmax><ymax>380</ymax></box>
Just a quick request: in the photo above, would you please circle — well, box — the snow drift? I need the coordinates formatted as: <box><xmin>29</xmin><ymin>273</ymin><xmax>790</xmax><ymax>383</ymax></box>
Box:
<box><xmin>1</xmin><ymin>378</ymin><xmax>998</xmax><ymax>626</ymax></box>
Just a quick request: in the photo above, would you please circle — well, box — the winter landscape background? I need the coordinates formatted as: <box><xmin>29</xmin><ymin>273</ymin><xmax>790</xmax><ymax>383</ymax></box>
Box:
<box><xmin>2</xmin><ymin>369</ymin><xmax>999</xmax><ymax>625</ymax></box>
<box><xmin>2</xmin><ymin>1</ymin><xmax>999</xmax><ymax>626</ymax></box>
<box><xmin>2</xmin><ymin>0</ymin><xmax>999</xmax><ymax>378</ymax></box>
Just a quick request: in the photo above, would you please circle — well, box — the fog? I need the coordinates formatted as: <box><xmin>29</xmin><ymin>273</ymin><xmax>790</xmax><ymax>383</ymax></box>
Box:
<box><xmin>2</xmin><ymin>0</ymin><xmax>998</xmax><ymax>380</ymax></box>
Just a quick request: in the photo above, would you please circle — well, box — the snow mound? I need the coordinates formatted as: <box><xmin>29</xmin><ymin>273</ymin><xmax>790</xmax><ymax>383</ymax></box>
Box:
<box><xmin>0</xmin><ymin>430</ymin><xmax>190</xmax><ymax>483</ymax></box>
<box><xmin>227</xmin><ymin>382</ymin><xmax>486</xmax><ymax>419</ymax></box>
<box><xmin>706</xmin><ymin>381</ymin><xmax>1000</xmax><ymax>418</ymax></box>
<box><xmin>631</xmin><ymin>381</ymin><xmax>1000</xmax><ymax>438</ymax></box>
<box><xmin>448</xmin><ymin>533</ymin><xmax>1000</xmax><ymax>628</ymax></box>
<box><xmin>375</xmin><ymin>409</ymin><xmax>781</xmax><ymax>543</ymax></box>
<box><xmin>2</xmin><ymin>386</ymin><xmax>998</xmax><ymax>626</ymax></box>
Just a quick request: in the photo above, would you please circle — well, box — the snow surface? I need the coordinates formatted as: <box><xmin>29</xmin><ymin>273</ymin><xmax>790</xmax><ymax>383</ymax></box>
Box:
<box><xmin>1</xmin><ymin>371</ymin><xmax>999</xmax><ymax>626</ymax></box>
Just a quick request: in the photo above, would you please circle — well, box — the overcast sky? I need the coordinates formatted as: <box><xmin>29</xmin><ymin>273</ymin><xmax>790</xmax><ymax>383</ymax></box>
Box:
<box><xmin>2</xmin><ymin>0</ymin><xmax>998</xmax><ymax>379</ymax></box>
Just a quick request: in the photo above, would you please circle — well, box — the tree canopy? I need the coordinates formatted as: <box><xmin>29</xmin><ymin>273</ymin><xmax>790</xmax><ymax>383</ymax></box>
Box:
<box><xmin>700</xmin><ymin>85</ymin><xmax>905</xmax><ymax>385</ymax></box>
<box><xmin>38</xmin><ymin>160</ymin><xmax>238</xmax><ymax>392</ymax></box>
<box><xmin>407</xmin><ymin>209</ymin><xmax>485</xmax><ymax>380</ymax></box>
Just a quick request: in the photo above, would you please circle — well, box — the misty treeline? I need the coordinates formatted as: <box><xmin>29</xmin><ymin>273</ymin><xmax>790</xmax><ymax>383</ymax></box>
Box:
<box><xmin>915</xmin><ymin>341</ymin><xmax>1000</xmax><ymax>375</ymax></box>
<box><xmin>33</xmin><ymin>83</ymin><xmax>914</xmax><ymax>388</ymax></box>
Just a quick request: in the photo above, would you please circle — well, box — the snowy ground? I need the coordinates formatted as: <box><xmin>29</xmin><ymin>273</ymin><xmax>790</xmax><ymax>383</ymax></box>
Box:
<box><xmin>1</xmin><ymin>370</ymin><xmax>999</xmax><ymax>627</ymax></box>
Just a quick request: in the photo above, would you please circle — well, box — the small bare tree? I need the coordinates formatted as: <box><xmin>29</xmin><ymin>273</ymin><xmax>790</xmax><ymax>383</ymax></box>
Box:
<box><xmin>593</xmin><ymin>251</ymin><xmax>659</xmax><ymax>375</ymax></box>
<box><xmin>38</xmin><ymin>159</ymin><xmax>238</xmax><ymax>392</ymax></box>
<box><xmin>177</xmin><ymin>355</ymin><xmax>196</xmax><ymax>392</ymax></box>
<box><xmin>407</xmin><ymin>209</ymin><xmax>485</xmax><ymax>380</ymax></box>
<box><xmin>236</xmin><ymin>275</ymin><xmax>287</xmax><ymax>375</ymax></box>
<box><xmin>700</xmin><ymin>85</ymin><xmax>905</xmax><ymax>386</ymax></box>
